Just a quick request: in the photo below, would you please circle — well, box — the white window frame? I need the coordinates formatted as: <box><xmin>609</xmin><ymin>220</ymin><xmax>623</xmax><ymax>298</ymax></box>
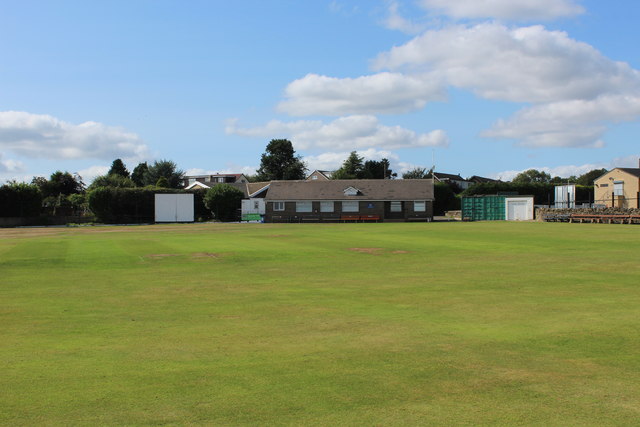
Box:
<box><xmin>390</xmin><ymin>201</ymin><xmax>402</xmax><ymax>212</ymax></box>
<box><xmin>342</xmin><ymin>201</ymin><xmax>359</xmax><ymax>212</ymax></box>
<box><xmin>296</xmin><ymin>201</ymin><xmax>313</xmax><ymax>213</ymax></box>
<box><xmin>273</xmin><ymin>201</ymin><xmax>285</xmax><ymax>211</ymax></box>
<box><xmin>613</xmin><ymin>181</ymin><xmax>624</xmax><ymax>196</ymax></box>
<box><xmin>414</xmin><ymin>201</ymin><xmax>426</xmax><ymax>212</ymax></box>
<box><xmin>320</xmin><ymin>201</ymin><xmax>334</xmax><ymax>212</ymax></box>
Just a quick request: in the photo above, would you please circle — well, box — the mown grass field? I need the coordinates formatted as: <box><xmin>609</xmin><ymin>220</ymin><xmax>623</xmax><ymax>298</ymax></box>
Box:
<box><xmin>1</xmin><ymin>221</ymin><xmax>640</xmax><ymax>425</ymax></box>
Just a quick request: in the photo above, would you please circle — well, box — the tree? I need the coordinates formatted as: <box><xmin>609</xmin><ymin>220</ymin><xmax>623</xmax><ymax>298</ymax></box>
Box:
<box><xmin>89</xmin><ymin>174</ymin><xmax>136</xmax><ymax>190</ymax></box>
<box><xmin>131</xmin><ymin>162</ymin><xmax>148</xmax><ymax>186</ymax></box>
<box><xmin>576</xmin><ymin>168</ymin><xmax>608</xmax><ymax>186</ymax></box>
<box><xmin>402</xmin><ymin>167</ymin><xmax>428</xmax><ymax>179</ymax></box>
<box><xmin>108</xmin><ymin>159</ymin><xmax>130</xmax><ymax>178</ymax></box>
<box><xmin>256</xmin><ymin>139</ymin><xmax>307</xmax><ymax>180</ymax></box>
<box><xmin>512</xmin><ymin>169</ymin><xmax>552</xmax><ymax>184</ymax></box>
<box><xmin>143</xmin><ymin>160</ymin><xmax>184</xmax><ymax>188</ymax></box>
<box><xmin>34</xmin><ymin>171</ymin><xmax>84</xmax><ymax>198</ymax></box>
<box><xmin>203</xmin><ymin>184</ymin><xmax>244</xmax><ymax>221</ymax></box>
<box><xmin>362</xmin><ymin>158</ymin><xmax>396</xmax><ymax>179</ymax></box>
<box><xmin>332</xmin><ymin>151</ymin><xmax>365</xmax><ymax>179</ymax></box>
<box><xmin>155</xmin><ymin>177</ymin><xmax>170</xmax><ymax>188</ymax></box>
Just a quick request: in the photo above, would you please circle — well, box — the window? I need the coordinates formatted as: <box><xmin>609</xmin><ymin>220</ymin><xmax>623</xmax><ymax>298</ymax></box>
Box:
<box><xmin>614</xmin><ymin>182</ymin><xmax>624</xmax><ymax>196</ymax></box>
<box><xmin>253</xmin><ymin>201</ymin><xmax>260</xmax><ymax>210</ymax></box>
<box><xmin>296</xmin><ymin>201</ymin><xmax>312</xmax><ymax>212</ymax></box>
<box><xmin>342</xmin><ymin>201</ymin><xmax>359</xmax><ymax>212</ymax></box>
<box><xmin>600</xmin><ymin>183</ymin><xmax>608</xmax><ymax>187</ymax></box>
<box><xmin>320</xmin><ymin>201</ymin><xmax>334</xmax><ymax>212</ymax></box>
<box><xmin>273</xmin><ymin>201</ymin><xmax>285</xmax><ymax>211</ymax></box>
<box><xmin>390</xmin><ymin>201</ymin><xmax>402</xmax><ymax>212</ymax></box>
<box><xmin>414</xmin><ymin>201</ymin><xmax>426</xmax><ymax>212</ymax></box>
<box><xmin>188</xmin><ymin>178</ymin><xmax>196</xmax><ymax>185</ymax></box>
<box><xmin>311</xmin><ymin>175</ymin><xmax>318</xmax><ymax>180</ymax></box>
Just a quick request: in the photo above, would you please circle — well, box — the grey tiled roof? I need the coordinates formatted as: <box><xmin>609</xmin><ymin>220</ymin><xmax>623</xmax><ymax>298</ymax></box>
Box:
<box><xmin>618</xmin><ymin>168</ymin><xmax>640</xmax><ymax>178</ymax></box>
<box><xmin>265</xmin><ymin>179</ymin><xmax>434</xmax><ymax>201</ymax></box>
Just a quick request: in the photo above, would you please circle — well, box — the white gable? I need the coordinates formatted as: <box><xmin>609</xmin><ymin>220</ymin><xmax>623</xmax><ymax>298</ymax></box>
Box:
<box><xmin>343</xmin><ymin>186</ymin><xmax>360</xmax><ymax>196</ymax></box>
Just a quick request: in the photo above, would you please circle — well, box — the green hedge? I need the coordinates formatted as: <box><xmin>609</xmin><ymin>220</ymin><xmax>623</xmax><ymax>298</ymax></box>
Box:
<box><xmin>87</xmin><ymin>187</ymin><xmax>212</xmax><ymax>223</ymax></box>
<box><xmin>0</xmin><ymin>183</ymin><xmax>43</xmax><ymax>217</ymax></box>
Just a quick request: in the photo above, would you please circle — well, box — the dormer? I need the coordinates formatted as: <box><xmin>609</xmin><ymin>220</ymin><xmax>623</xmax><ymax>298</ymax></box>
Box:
<box><xmin>343</xmin><ymin>186</ymin><xmax>361</xmax><ymax>196</ymax></box>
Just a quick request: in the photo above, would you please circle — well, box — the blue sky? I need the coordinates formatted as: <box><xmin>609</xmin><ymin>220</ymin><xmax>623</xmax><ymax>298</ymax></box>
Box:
<box><xmin>1</xmin><ymin>0</ymin><xmax>639</xmax><ymax>184</ymax></box>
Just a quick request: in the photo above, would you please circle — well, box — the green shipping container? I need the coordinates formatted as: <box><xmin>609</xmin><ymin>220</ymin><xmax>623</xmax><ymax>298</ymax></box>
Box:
<box><xmin>461</xmin><ymin>195</ymin><xmax>506</xmax><ymax>221</ymax></box>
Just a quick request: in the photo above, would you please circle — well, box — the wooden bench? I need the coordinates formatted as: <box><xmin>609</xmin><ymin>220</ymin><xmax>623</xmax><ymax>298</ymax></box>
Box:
<box><xmin>543</xmin><ymin>214</ymin><xmax>570</xmax><ymax>222</ymax></box>
<box><xmin>340</xmin><ymin>215</ymin><xmax>360</xmax><ymax>222</ymax></box>
<box><xmin>570</xmin><ymin>214</ymin><xmax>633</xmax><ymax>224</ymax></box>
<box><xmin>360</xmin><ymin>215</ymin><xmax>380</xmax><ymax>222</ymax></box>
<box><xmin>569</xmin><ymin>214</ymin><xmax>600</xmax><ymax>223</ymax></box>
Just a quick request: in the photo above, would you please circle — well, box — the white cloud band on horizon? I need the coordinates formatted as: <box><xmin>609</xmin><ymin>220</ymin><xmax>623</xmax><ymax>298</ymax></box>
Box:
<box><xmin>493</xmin><ymin>154</ymin><xmax>640</xmax><ymax>181</ymax></box>
<box><xmin>0</xmin><ymin>111</ymin><xmax>150</xmax><ymax>162</ymax></box>
<box><xmin>226</xmin><ymin>115</ymin><xmax>449</xmax><ymax>151</ymax></box>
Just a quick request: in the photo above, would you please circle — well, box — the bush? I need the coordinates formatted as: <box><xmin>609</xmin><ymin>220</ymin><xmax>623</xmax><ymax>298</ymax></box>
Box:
<box><xmin>203</xmin><ymin>184</ymin><xmax>244</xmax><ymax>221</ymax></box>
<box><xmin>0</xmin><ymin>182</ymin><xmax>43</xmax><ymax>217</ymax></box>
<box><xmin>433</xmin><ymin>182</ymin><xmax>460</xmax><ymax>215</ymax></box>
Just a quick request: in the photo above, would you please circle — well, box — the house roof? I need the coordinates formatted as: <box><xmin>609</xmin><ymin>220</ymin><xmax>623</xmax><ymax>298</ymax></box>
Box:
<box><xmin>594</xmin><ymin>168</ymin><xmax>640</xmax><ymax>183</ymax></box>
<box><xmin>617</xmin><ymin>168</ymin><xmax>640</xmax><ymax>178</ymax></box>
<box><xmin>468</xmin><ymin>175</ymin><xmax>499</xmax><ymax>183</ymax></box>
<box><xmin>265</xmin><ymin>179</ymin><xmax>434</xmax><ymax>201</ymax></box>
<box><xmin>433</xmin><ymin>172</ymin><xmax>466</xmax><ymax>181</ymax></box>
<box><xmin>247</xmin><ymin>182</ymin><xmax>270</xmax><ymax>197</ymax></box>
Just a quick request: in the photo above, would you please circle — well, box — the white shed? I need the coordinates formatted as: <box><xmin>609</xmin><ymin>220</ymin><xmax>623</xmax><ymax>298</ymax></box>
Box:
<box><xmin>155</xmin><ymin>194</ymin><xmax>194</xmax><ymax>222</ymax></box>
<box><xmin>504</xmin><ymin>196</ymin><xmax>534</xmax><ymax>221</ymax></box>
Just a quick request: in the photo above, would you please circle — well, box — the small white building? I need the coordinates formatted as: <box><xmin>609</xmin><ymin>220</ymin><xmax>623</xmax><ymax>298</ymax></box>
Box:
<box><xmin>505</xmin><ymin>196</ymin><xmax>534</xmax><ymax>221</ymax></box>
<box><xmin>154</xmin><ymin>194</ymin><xmax>194</xmax><ymax>222</ymax></box>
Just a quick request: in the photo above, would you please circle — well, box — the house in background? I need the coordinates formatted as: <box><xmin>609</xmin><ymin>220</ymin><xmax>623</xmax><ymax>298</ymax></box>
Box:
<box><xmin>594</xmin><ymin>165</ymin><xmax>640</xmax><ymax>208</ymax></box>
<box><xmin>432</xmin><ymin>172</ymin><xmax>472</xmax><ymax>190</ymax></box>
<box><xmin>183</xmin><ymin>173</ymin><xmax>249</xmax><ymax>189</ymax></box>
<box><xmin>467</xmin><ymin>175</ymin><xmax>500</xmax><ymax>185</ymax></box>
<box><xmin>264</xmin><ymin>179</ymin><xmax>434</xmax><ymax>223</ymax></box>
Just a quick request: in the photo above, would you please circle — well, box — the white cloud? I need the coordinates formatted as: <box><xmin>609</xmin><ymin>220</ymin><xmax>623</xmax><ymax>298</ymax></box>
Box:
<box><xmin>226</xmin><ymin>115</ymin><xmax>449</xmax><ymax>151</ymax></box>
<box><xmin>418</xmin><ymin>0</ymin><xmax>584</xmax><ymax>21</ymax></box>
<box><xmin>483</xmin><ymin>95</ymin><xmax>640</xmax><ymax>147</ymax></box>
<box><xmin>383</xmin><ymin>1</ymin><xmax>426</xmax><ymax>34</ymax></box>
<box><xmin>303</xmin><ymin>148</ymin><xmax>400</xmax><ymax>171</ymax></box>
<box><xmin>374</xmin><ymin>23</ymin><xmax>640</xmax><ymax>104</ymax></box>
<box><xmin>77</xmin><ymin>165</ymin><xmax>110</xmax><ymax>184</ymax></box>
<box><xmin>0</xmin><ymin>111</ymin><xmax>150</xmax><ymax>162</ymax></box>
<box><xmin>277</xmin><ymin>72</ymin><xmax>445</xmax><ymax>116</ymax></box>
<box><xmin>371</xmin><ymin>22</ymin><xmax>640</xmax><ymax>148</ymax></box>
<box><xmin>276</xmin><ymin>22</ymin><xmax>640</xmax><ymax>148</ymax></box>
<box><xmin>0</xmin><ymin>153</ymin><xmax>26</xmax><ymax>174</ymax></box>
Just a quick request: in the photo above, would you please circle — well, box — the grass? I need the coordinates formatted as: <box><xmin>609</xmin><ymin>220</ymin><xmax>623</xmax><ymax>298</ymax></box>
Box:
<box><xmin>1</xmin><ymin>221</ymin><xmax>639</xmax><ymax>425</ymax></box>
